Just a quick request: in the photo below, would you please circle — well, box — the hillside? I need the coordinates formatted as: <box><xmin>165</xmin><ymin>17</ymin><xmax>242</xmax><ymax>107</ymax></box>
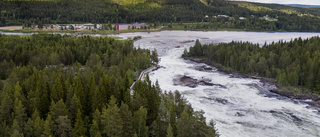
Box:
<box><xmin>0</xmin><ymin>0</ymin><xmax>320</xmax><ymax>31</ymax></box>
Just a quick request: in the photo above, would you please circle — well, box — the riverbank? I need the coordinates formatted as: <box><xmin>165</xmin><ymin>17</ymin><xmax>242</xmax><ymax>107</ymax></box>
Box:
<box><xmin>0</xmin><ymin>24</ymin><xmax>305</xmax><ymax>36</ymax></box>
<box><xmin>183</xmin><ymin>56</ymin><xmax>320</xmax><ymax>111</ymax></box>
<box><xmin>0</xmin><ymin>26</ymin><xmax>161</xmax><ymax>35</ymax></box>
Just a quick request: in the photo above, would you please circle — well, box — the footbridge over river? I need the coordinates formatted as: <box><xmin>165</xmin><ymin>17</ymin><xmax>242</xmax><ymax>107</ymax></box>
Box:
<box><xmin>130</xmin><ymin>65</ymin><xmax>159</xmax><ymax>94</ymax></box>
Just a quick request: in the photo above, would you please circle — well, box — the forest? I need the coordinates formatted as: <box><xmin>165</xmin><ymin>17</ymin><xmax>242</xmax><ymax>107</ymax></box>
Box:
<box><xmin>1</xmin><ymin>0</ymin><xmax>320</xmax><ymax>31</ymax></box>
<box><xmin>0</xmin><ymin>34</ymin><xmax>218</xmax><ymax>137</ymax></box>
<box><xmin>183</xmin><ymin>38</ymin><xmax>320</xmax><ymax>95</ymax></box>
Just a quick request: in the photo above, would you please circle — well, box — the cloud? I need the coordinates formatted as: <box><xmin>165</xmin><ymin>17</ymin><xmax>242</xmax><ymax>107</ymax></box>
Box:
<box><xmin>231</xmin><ymin>0</ymin><xmax>320</xmax><ymax>5</ymax></box>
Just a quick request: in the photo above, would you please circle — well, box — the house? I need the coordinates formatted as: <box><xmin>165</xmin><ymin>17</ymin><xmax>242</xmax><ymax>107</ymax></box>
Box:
<box><xmin>83</xmin><ymin>24</ymin><xmax>95</xmax><ymax>29</ymax></box>
<box><xmin>115</xmin><ymin>23</ymin><xmax>129</xmax><ymax>30</ymax></box>
<box><xmin>129</xmin><ymin>22</ymin><xmax>147</xmax><ymax>29</ymax></box>
<box><xmin>218</xmin><ymin>15</ymin><xmax>229</xmax><ymax>18</ymax></box>
<box><xmin>239</xmin><ymin>17</ymin><xmax>245</xmax><ymax>20</ymax></box>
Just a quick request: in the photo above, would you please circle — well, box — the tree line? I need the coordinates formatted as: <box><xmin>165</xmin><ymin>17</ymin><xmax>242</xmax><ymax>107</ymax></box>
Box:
<box><xmin>0</xmin><ymin>34</ymin><xmax>218</xmax><ymax>137</ymax></box>
<box><xmin>183</xmin><ymin>38</ymin><xmax>320</xmax><ymax>95</ymax></box>
<box><xmin>1</xmin><ymin>0</ymin><xmax>320</xmax><ymax>31</ymax></box>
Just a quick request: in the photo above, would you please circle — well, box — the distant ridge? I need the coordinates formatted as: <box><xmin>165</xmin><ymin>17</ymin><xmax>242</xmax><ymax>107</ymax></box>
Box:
<box><xmin>286</xmin><ymin>4</ymin><xmax>320</xmax><ymax>8</ymax></box>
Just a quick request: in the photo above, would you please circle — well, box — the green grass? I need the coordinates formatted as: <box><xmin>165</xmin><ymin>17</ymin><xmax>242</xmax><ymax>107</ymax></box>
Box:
<box><xmin>259</xmin><ymin>17</ymin><xmax>278</xmax><ymax>21</ymax></box>
<box><xmin>231</xmin><ymin>1</ymin><xmax>272</xmax><ymax>11</ymax></box>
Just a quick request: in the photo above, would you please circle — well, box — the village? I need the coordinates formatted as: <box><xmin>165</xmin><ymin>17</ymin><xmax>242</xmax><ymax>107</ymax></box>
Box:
<box><xmin>23</xmin><ymin>22</ymin><xmax>149</xmax><ymax>31</ymax></box>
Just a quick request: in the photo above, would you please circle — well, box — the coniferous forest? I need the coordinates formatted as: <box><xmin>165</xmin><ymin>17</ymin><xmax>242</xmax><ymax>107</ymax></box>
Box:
<box><xmin>1</xmin><ymin>0</ymin><xmax>320</xmax><ymax>31</ymax></box>
<box><xmin>0</xmin><ymin>34</ymin><xmax>218</xmax><ymax>137</ymax></box>
<box><xmin>183</xmin><ymin>38</ymin><xmax>320</xmax><ymax>95</ymax></box>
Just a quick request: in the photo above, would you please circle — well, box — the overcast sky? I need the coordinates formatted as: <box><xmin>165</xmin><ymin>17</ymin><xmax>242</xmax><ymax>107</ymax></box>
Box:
<box><xmin>231</xmin><ymin>0</ymin><xmax>320</xmax><ymax>5</ymax></box>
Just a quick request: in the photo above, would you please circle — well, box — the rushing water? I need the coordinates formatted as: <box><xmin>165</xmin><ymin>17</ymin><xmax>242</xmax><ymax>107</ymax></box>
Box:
<box><xmin>2</xmin><ymin>31</ymin><xmax>320</xmax><ymax>137</ymax></box>
<box><xmin>113</xmin><ymin>31</ymin><xmax>320</xmax><ymax>137</ymax></box>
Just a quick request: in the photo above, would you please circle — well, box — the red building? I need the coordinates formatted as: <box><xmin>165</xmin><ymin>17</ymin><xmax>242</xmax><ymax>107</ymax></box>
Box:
<box><xmin>115</xmin><ymin>23</ymin><xmax>129</xmax><ymax>30</ymax></box>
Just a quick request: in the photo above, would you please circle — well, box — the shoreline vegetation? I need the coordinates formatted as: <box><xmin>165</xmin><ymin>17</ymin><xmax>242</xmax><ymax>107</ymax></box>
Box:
<box><xmin>0</xmin><ymin>24</ymin><xmax>311</xmax><ymax>36</ymax></box>
<box><xmin>182</xmin><ymin>39</ymin><xmax>320</xmax><ymax>112</ymax></box>
<box><xmin>182</xmin><ymin>56</ymin><xmax>320</xmax><ymax>111</ymax></box>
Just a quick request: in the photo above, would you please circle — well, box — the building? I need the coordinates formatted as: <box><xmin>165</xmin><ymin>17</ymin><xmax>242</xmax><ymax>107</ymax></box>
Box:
<box><xmin>218</xmin><ymin>15</ymin><xmax>229</xmax><ymax>18</ymax></box>
<box><xmin>129</xmin><ymin>22</ymin><xmax>147</xmax><ymax>29</ymax></box>
<box><xmin>115</xmin><ymin>23</ymin><xmax>129</xmax><ymax>30</ymax></box>
<box><xmin>239</xmin><ymin>17</ymin><xmax>245</xmax><ymax>20</ymax></box>
<box><xmin>83</xmin><ymin>24</ymin><xmax>95</xmax><ymax>29</ymax></box>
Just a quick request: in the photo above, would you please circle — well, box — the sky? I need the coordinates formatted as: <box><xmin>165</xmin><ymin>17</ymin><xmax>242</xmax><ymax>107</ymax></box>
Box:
<box><xmin>230</xmin><ymin>0</ymin><xmax>320</xmax><ymax>5</ymax></box>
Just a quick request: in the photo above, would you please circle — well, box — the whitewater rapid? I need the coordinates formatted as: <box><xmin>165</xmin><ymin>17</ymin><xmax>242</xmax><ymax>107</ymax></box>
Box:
<box><xmin>113</xmin><ymin>31</ymin><xmax>320</xmax><ymax>137</ymax></box>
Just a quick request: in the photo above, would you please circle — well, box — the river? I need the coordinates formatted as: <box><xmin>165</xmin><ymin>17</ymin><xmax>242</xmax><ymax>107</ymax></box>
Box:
<box><xmin>2</xmin><ymin>31</ymin><xmax>320</xmax><ymax>137</ymax></box>
<box><xmin>113</xmin><ymin>31</ymin><xmax>320</xmax><ymax>137</ymax></box>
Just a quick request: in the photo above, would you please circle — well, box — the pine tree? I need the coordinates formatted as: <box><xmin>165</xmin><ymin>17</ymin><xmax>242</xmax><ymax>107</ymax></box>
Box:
<box><xmin>36</xmin><ymin>72</ymin><xmax>50</xmax><ymax>117</ymax></box>
<box><xmin>51</xmin><ymin>75</ymin><xmax>65</xmax><ymax>102</ymax></box>
<box><xmin>0</xmin><ymin>122</ymin><xmax>10</xmax><ymax>137</ymax></box>
<box><xmin>13</xmin><ymin>98</ymin><xmax>26</xmax><ymax>129</ymax></box>
<box><xmin>10</xmin><ymin>129</ymin><xmax>23</xmax><ymax>137</ymax></box>
<box><xmin>87</xmin><ymin>73</ymin><xmax>96</xmax><ymax>115</ymax></box>
<box><xmin>0</xmin><ymin>93</ymin><xmax>13</xmax><ymax>125</ymax></box>
<box><xmin>33</xmin><ymin>115</ymin><xmax>44</xmax><ymax>137</ymax></box>
<box><xmin>91</xmin><ymin>87</ymin><xmax>101</xmax><ymax>114</ymax></box>
<box><xmin>49</xmin><ymin>99</ymin><xmax>68</xmax><ymax>121</ymax></box>
<box><xmin>100</xmin><ymin>74</ymin><xmax>111</xmax><ymax>105</ymax></box>
<box><xmin>166</xmin><ymin>123</ymin><xmax>174</xmax><ymax>137</ymax></box>
<box><xmin>73</xmin><ymin>109</ymin><xmax>86</xmax><ymax>137</ymax></box>
<box><xmin>149</xmin><ymin>116</ymin><xmax>160</xmax><ymax>137</ymax></box>
<box><xmin>74</xmin><ymin>75</ymin><xmax>86</xmax><ymax>114</ymax></box>
<box><xmin>13</xmin><ymin>82</ymin><xmax>25</xmax><ymax>106</ymax></box>
<box><xmin>177</xmin><ymin>106</ymin><xmax>191</xmax><ymax>137</ymax></box>
<box><xmin>101</xmin><ymin>96</ymin><xmax>123</xmax><ymax>137</ymax></box>
<box><xmin>120</xmin><ymin>103</ymin><xmax>134</xmax><ymax>137</ymax></box>
<box><xmin>24</xmin><ymin>118</ymin><xmax>34</xmax><ymax>137</ymax></box>
<box><xmin>90</xmin><ymin>120</ymin><xmax>101</xmax><ymax>137</ymax></box>
<box><xmin>24</xmin><ymin>109</ymin><xmax>44</xmax><ymax>137</ymax></box>
<box><xmin>133</xmin><ymin>106</ymin><xmax>148</xmax><ymax>137</ymax></box>
<box><xmin>11</xmin><ymin>119</ymin><xmax>22</xmax><ymax>134</ymax></box>
<box><xmin>92</xmin><ymin>109</ymin><xmax>101</xmax><ymax>129</ymax></box>
<box><xmin>68</xmin><ymin>94</ymin><xmax>81</xmax><ymax>125</ymax></box>
<box><xmin>54</xmin><ymin>116</ymin><xmax>73</xmax><ymax>137</ymax></box>
<box><xmin>42</xmin><ymin>114</ymin><xmax>53</xmax><ymax>137</ymax></box>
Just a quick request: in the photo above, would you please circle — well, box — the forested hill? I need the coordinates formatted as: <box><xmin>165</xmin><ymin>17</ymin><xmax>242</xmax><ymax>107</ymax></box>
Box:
<box><xmin>1</xmin><ymin>0</ymin><xmax>320</xmax><ymax>31</ymax></box>
<box><xmin>0</xmin><ymin>34</ymin><xmax>218</xmax><ymax>137</ymax></box>
<box><xmin>183</xmin><ymin>37</ymin><xmax>320</xmax><ymax>95</ymax></box>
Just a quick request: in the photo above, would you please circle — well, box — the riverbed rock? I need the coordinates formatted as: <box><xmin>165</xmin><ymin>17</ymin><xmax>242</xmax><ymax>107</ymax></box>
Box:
<box><xmin>173</xmin><ymin>75</ymin><xmax>227</xmax><ymax>89</ymax></box>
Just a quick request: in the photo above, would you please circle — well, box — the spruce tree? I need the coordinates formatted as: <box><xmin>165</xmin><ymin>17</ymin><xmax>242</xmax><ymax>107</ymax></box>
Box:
<box><xmin>49</xmin><ymin>99</ymin><xmax>68</xmax><ymax>121</ymax></box>
<box><xmin>101</xmin><ymin>96</ymin><xmax>123</xmax><ymax>137</ymax></box>
<box><xmin>176</xmin><ymin>106</ymin><xmax>191</xmax><ymax>137</ymax></box>
<box><xmin>133</xmin><ymin>106</ymin><xmax>148</xmax><ymax>137</ymax></box>
<box><xmin>68</xmin><ymin>94</ymin><xmax>81</xmax><ymax>125</ymax></box>
<box><xmin>74</xmin><ymin>75</ymin><xmax>86</xmax><ymax>114</ymax></box>
<box><xmin>11</xmin><ymin>119</ymin><xmax>22</xmax><ymax>134</ymax></box>
<box><xmin>54</xmin><ymin>116</ymin><xmax>73</xmax><ymax>137</ymax></box>
<box><xmin>166</xmin><ymin>123</ymin><xmax>174</xmax><ymax>137</ymax></box>
<box><xmin>13</xmin><ymin>98</ymin><xmax>26</xmax><ymax>129</ymax></box>
<box><xmin>120</xmin><ymin>103</ymin><xmax>134</xmax><ymax>137</ymax></box>
<box><xmin>51</xmin><ymin>75</ymin><xmax>64</xmax><ymax>102</ymax></box>
<box><xmin>90</xmin><ymin>120</ymin><xmax>101</xmax><ymax>137</ymax></box>
<box><xmin>0</xmin><ymin>93</ymin><xmax>13</xmax><ymax>125</ymax></box>
<box><xmin>73</xmin><ymin>109</ymin><xmax>86</xmax><ymax>137</ymax></box>
<box><xmin>42</xmin><ymin>114</ymin><xmax>53</xmax><ymax>137</ymax></box>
